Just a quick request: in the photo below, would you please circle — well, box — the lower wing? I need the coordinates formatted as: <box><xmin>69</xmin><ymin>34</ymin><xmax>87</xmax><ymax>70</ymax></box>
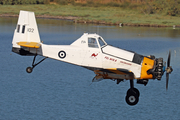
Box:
<box><xmin>93</xmin><ymin>68</ymin><xmax>134</xmax><ymax>82</ymax></box>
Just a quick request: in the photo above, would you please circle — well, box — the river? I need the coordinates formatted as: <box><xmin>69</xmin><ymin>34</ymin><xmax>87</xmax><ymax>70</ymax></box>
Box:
<box><xmin>0</xmin><ymin>17</ymin><xmax>180</xmax><ymax>120</ymax></box>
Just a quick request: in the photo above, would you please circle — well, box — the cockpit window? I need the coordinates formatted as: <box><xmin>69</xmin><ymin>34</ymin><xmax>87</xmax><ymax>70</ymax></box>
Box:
<box><xmin>98</xmin><ymin>37</ymin><xmax>106</xmax><ymax>47</ymax></box>
<box><xmin>88</xmin><ymin>38</ymin><xmax>98</xmax><ymax>48</ymax></box>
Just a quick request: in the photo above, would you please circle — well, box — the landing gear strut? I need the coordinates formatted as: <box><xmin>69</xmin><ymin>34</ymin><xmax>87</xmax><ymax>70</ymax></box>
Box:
<box><xmin>125</xmin><ymin>80</ymin><xmax>140</xmax><ymax>106</ymax></box>
<box><xmin>26</xmin><ymin>54</ymin><xmax>47</xmax><ymax>73</ymax></box>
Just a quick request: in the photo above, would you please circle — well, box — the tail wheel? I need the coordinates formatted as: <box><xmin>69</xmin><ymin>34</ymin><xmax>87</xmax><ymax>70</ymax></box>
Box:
<box><xmin>26</xmin><ymin>55</ymin><xmax>47</xmax><ymax>73</ymax></box>
<box><xmin>26</xmin><ymin>67</ymin><xmax>33</xmax><ymax>73</ymax></box>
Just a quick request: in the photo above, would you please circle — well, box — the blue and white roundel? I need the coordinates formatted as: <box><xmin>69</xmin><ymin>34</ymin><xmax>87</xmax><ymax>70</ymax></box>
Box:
<box><xmin>58</xmin><ymin>51</ymin><xmax>66</xmax><ymax>59</ymax></box>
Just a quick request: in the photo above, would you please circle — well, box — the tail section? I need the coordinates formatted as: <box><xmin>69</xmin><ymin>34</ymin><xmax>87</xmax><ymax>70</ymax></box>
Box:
<box><xmin>12</xmin><ymin>10</ymin><xmax>41</xmax><ymax>55</ymax></box>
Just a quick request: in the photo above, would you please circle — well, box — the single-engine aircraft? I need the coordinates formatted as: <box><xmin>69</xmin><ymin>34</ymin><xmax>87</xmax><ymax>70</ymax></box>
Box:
<box><xmin>12</xmin><ymin>10</ymin><xmax>173</xmax><ymax>106</ymax></box>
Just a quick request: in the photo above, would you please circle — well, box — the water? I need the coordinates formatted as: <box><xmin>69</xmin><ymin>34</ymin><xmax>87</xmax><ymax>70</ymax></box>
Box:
<box><xmin>0</xmin><ymin>17</ymin><xmax>180</xmax><ymax>120</ymax></box>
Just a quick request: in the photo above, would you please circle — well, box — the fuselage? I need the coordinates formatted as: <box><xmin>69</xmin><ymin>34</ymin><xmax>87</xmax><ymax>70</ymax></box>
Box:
<box><xmin>13</xmin><ymin>33</ymin><xmax>157</xmax><ymax>80</ymax></box>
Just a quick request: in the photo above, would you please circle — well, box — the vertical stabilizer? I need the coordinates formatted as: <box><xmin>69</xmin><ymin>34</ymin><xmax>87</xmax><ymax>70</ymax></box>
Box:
<box><xmin>12</xmin><ymin>10</ymin><xmax>41</xmax><ymax>48</ymax></box>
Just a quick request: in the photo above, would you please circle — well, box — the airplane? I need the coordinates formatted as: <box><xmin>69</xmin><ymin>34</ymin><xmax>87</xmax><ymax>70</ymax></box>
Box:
<box><xmin>12</xmin><ymin>10</ymin><xmax>173</xmax><ymax>106</ymax></box>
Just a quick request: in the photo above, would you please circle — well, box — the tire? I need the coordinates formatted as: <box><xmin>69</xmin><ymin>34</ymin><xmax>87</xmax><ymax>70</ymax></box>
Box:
<box><xmin>127</xmin><ymin>88</ymin><xmax>140</xmax><ymax>97</ymax></box>
<box><xmin>26</xmin><ymin>67</ymin><xmax>33</xmax><ymax>73</ymax></box>
<box><xmin>125</xmin><ymin>93</ymin><xmax>139</xmax><ymax>106</ymax></box>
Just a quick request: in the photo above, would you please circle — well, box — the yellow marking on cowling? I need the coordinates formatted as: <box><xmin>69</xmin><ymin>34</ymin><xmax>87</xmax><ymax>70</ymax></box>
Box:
<box><xmin>140</xmin><ymin>57</ymin><xmax>154</xmax><ymax>79</ymax></box>
<box><xmin>17</xmin><ymin>42</ymin><xmax>41</xmax><ymax>48</ymax></box>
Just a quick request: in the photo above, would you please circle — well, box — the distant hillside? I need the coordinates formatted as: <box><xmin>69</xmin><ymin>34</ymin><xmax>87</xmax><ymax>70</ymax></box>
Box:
<box><xmin>0</xmin><ymin>0</ymin><xmax>179</xmax><ymax>16</ymax></box>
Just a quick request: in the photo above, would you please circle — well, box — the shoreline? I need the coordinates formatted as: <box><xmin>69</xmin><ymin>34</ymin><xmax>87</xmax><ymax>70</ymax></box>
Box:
<box><xmin>0</xmin><ymin>14</ymin><xmax>179</xmax><ymax>28</ymax></box>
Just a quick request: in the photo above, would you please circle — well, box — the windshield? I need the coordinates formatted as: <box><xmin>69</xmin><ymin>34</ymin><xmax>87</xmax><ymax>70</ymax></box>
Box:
<box><xmin>98</xmin><ymin>37</ymin><xmax>106</xmax><ymax>47</ymax></box>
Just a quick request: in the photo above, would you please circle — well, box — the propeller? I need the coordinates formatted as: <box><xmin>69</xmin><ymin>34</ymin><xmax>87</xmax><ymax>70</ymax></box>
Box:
<box><xmin>166</xmin><ymin>50</ymin><xmax>173</xmax><ymax>90</ymax></box>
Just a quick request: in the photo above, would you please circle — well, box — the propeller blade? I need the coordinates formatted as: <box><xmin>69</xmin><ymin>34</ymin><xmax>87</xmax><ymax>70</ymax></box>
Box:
<box><xmin>166</xmin><ymin>73</ymin><xmax>169</xmax><ymax>90</ymax></box>
<box><xmin>166</xmin><ymin>50</ymin><xmax>171</xmax><ymax>90</ymax></box>
<box><xmin>167</xmin><ymin>50</ymin><xmax>171</xmax><ymax>67</ymax></box>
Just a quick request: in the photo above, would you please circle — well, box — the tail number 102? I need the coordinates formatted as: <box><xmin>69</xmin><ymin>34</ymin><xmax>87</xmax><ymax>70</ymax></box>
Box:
<box><xmin>27</xmin><ymin>28</ymin><xmax>34</xmax><ymax>33</ymax></box>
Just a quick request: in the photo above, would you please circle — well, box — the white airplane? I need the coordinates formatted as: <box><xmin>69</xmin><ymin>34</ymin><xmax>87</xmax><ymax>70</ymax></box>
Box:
<box><xmin>12</xmin><ymin>10</ymin><xmax>173</xmax><ymax>106</ymax></box>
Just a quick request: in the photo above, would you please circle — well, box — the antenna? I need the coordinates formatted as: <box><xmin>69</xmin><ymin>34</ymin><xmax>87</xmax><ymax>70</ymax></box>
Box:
<box><xmin>97</xmin><ymin>25</ymin><xmax>99</xmax><ymax>34</ymax></box>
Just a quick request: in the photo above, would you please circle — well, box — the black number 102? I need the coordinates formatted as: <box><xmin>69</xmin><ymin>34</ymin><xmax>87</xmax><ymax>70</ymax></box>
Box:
<box><xmin>27</xmin><ymin>28</ymin><xmax>34</xmax><ymax>33</ymax></box>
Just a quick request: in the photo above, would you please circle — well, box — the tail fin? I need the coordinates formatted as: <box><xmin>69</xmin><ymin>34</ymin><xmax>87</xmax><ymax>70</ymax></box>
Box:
<box><xmin>12</xmin><ymin>10</ymin><xmax>41</xmax><ymax>55</ymax></box>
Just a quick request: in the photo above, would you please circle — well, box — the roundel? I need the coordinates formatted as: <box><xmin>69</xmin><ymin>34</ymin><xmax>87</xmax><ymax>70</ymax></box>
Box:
<box><xmin>58</xmin><ymin>51</ymin><xmax>66</xmax><ymax>59</ymax></box>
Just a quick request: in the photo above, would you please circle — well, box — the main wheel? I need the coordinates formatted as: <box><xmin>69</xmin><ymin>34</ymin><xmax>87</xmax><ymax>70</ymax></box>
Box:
<box><xmin>26</xmin><ymin>67</ymin><xmax>33</xmax><ymax>73</ymax></box>
<box><xmin>125</xmin><ymin>93</ymin><xmax>139</xmax><ymax>106</ymax></box>
<box><xmin>127</xmin><ymin>88</ymin><xmax>140</xmax><ymax>97</ymax></box>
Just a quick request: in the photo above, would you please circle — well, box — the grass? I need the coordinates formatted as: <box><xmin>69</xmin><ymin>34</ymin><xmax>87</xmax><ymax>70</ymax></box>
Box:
<box><xmin>0</xmin><ymin>4</ymin><xmax>180</xmax><ymax>26</ymax></box>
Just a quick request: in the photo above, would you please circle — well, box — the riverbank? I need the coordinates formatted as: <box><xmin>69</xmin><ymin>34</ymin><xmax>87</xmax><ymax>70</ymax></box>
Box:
<box><xmin>0</xmin><ymin>4</ymin><xmax>180</xmax><ymax>27</ymax></box>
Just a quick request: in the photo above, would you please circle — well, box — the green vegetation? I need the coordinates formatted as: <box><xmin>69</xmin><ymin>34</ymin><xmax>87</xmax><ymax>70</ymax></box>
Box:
<box><xmin>0</xmin><ymin>0</ymin><xmax>48</xmax><ymax>4</ymax></box>
<box><xmin>0</xmin><ymin>0</ymin><xmax>180</xmax><ymax>26</ymax></box>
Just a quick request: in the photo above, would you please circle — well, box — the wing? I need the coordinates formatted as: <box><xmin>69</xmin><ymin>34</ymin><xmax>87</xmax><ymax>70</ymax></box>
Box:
<box><xmin>17</xmin><ymin>42</ymin><xmax>41</xmax><ymax>48</ymax></box>
<box><xmin>93</xmin><ymin>68</ymin><xmax>134</xmax><ymax>82</ymax></box>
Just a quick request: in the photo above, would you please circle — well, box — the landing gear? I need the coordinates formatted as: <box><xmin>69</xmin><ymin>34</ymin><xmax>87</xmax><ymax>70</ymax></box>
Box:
<box><xmin>26</xmin><ymin>67</ymin><xmax>33</xmax><ymax>73</ymax></box>
<box><xmin>125</xmin><ymin>80</ymin><xmax>140</xmax><ymax>106</ymax></box>
<box><xmin>126</xmin><ymin>88</ymin><xmax>139</xmax><ymax>105</ymax></box>
<box><xmin>127</xmin><ymin>88</ymin><xmax>140</xmax><ymax>97</ymax></box>
<box><xmin>26</xmin><ymin>54</ymin><xmax>47</xmax><ymax>73</ymax></box>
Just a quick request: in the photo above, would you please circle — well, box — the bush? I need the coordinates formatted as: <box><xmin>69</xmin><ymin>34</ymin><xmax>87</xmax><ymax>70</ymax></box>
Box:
<box><xmin>166</xmin><ymin>0</ymin><xmax>180</xmax><ymax>16</ymax></box>
<box><xmin>140</xmin><ymin>0</ymin><xmax>180</xmax><ymax>16</ymax></box>
<box><xmin>0</xmin><ymin>0</ymin><xmax>49</xmax><ymax>5</ymax></box>
<box><xmin>52</xmin><ymin>0</ymin><xmax>74</xmax><ymax>5</ymax></box>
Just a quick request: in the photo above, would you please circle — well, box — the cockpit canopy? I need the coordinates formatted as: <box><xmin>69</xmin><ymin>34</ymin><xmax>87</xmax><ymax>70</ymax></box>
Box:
<box><xmin>71</xmin><ymin>33</ymin><xmax>107</xmax><ymax>48</ymax></box>
<box><xmin>88</xmin><ymin>36</ymin><xmax>106</xmax><ymax>48</ymax></box>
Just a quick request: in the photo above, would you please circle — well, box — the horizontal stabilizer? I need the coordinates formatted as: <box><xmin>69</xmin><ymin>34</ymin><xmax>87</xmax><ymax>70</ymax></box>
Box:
<box><xmin>17</xmin><ymin>42</ymin><xmax>41</xmax><ymax>48</ymax></box>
